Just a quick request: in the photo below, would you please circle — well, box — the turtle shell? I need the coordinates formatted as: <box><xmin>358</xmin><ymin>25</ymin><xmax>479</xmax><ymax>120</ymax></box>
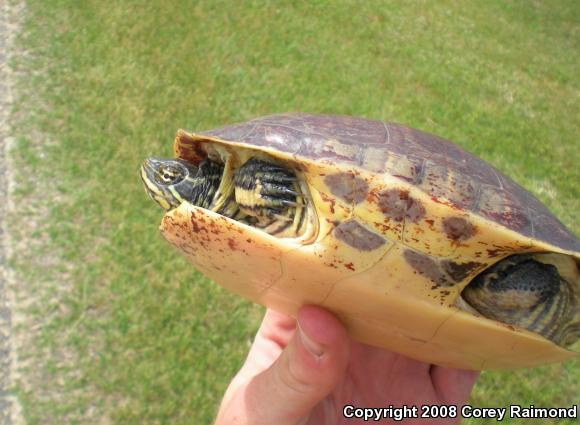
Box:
<box><xmin>162</xmin><ymin>113</ymin><xmax>579</xmax><ymax>369</ymax></box>
<box><xmin>195</xmin><ymin>113</ymin><xmax>578</xmax><ymax>253</ymax></box>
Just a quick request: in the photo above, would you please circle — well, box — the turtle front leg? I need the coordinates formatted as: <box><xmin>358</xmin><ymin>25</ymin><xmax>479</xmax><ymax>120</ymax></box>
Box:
<box><xmin>233</xmin><ymin>158</ymin><xmax>302</xmax><ymax>234</ymax></box>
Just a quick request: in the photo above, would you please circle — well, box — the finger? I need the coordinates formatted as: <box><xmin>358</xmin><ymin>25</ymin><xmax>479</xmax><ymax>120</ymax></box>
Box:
<box><xmin>430</xmin><ymin>365</ymin><xmax>480</xmax><ymax>404</ymax></box>
<box><xmin>231</xmin><ymin>305</ymin><xmax>350</xmax><ymax>425</ymax></box>
<box><xmin>241</xmin><ymin>309</ymin><xmax>299</xmax><ymax>376</ymax></box>
<box><xmin>257</xmin><ymin>309</ymin><xmax>298</xmax><ymax>350</ymax></box>
<box><xmin>217</xmin><ymin>309</ymin><xmax>301</xmax><ymax>410</ymax></box>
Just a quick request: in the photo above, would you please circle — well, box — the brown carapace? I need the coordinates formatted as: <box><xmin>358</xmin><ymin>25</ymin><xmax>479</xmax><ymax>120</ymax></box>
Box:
<box><xmin>141</xmin><ymin>114</ymin><xmax>579</xmax><ymax>370</ymax></box>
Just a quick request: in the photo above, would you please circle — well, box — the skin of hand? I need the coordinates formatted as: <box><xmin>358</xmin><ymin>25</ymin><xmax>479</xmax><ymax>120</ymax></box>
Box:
<box><xmin>214</xmin><ymin>305</ymin><xmax>479</xmax><ymax>425</ymax></box>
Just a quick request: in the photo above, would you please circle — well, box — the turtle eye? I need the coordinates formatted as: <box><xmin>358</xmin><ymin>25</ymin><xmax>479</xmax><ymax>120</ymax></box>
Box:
<box><xmin>156</xmin><ymin>164</ymin><xmax>184</xmax><ymax>185</ymax></box>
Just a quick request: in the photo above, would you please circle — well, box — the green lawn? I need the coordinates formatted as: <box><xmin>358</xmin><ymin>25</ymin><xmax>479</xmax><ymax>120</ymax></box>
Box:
<box><xmin>9</xmin><ymin>0</ymin><xmax>579</xmax><ymax>424</ymax></box>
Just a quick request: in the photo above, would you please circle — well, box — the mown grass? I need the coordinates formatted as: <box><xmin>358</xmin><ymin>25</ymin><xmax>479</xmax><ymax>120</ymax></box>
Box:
<box><xmin>9</xmin><ymin>0</ymin><xmax>579</xmax><ymax>424</ymax></box>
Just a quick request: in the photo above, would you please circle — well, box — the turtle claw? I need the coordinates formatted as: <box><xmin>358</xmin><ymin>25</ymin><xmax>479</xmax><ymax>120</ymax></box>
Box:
<box><xmin>261</xmin><ymin>184</ymin><xmax>300</xmax><ymax>199</ymax></box>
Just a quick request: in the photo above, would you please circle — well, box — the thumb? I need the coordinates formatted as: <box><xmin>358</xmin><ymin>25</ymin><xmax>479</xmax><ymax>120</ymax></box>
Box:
<box><xmin>230</xmin><ymin>305</ymin><xmax>350</xmax><ymax>425</ymax></box>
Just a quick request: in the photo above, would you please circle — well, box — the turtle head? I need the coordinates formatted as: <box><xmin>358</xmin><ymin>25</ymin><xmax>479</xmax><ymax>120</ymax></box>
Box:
<box><xmin>141</xmin><ymin>157</ymin><xmax>200</xmax><ymax>211</ymax></box>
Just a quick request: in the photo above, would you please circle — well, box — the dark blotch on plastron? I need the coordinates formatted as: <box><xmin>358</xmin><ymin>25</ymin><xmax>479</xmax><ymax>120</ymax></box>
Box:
<box><xmin>403</xmin><ymin>250</ymin><xmax>452</xmax><ymax>287</ymax></box>
<box><xmin>442</xmin><ymin>260</ymin><xmax>483</xmax><ymax>282</ymax></box>
<box><xmin>377</xmin><ymin>189</ymin><xmax>425</xmax><ymax>223</ymax></box>
<box><xmin>334</xmin><ymin>220</ymin><xmax>386</xmax><ymax>251</ymax></box>
<box><xmin>442</xmin><ymin>217</ymin><xmax>475</xmax><ymax>241</ymax></box>
<box><xmin>377</xmin><ymin>189</ymin><xmax>406</xmax><ymax>221</ymax></box>
<box><xmin>324</xmin><ymin>173</ymin><xmax>368</xmax><ymax>204</ymax></box>
<box><xmin>406</xmin><ymin>198</ymin><xmax>426</xmax><ymax>222</ymax></box>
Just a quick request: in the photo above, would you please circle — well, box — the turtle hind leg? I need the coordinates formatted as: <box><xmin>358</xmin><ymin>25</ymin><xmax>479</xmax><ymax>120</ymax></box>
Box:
<box><xmin>233</xmin><ymin>158</ymin><xmax>302</xmax><ymax>233</ymax></box>
<box><xmin>462</xmin><ymin>254</ymin><xmax>576</xmax><ymax>345</ymax></box>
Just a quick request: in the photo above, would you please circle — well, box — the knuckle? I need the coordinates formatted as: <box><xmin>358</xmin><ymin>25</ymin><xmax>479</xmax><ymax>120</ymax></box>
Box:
<box><xmin>274</xmin><ymin>354</ymin><xmax>315</xmax><ymax>395</ymax></box>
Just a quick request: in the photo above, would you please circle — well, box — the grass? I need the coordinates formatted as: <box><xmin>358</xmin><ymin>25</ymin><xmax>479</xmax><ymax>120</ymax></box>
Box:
<box><xmin>8</xmin><ymin>0</ymin><xmax>579</xmax><ymax>424</ymax></box>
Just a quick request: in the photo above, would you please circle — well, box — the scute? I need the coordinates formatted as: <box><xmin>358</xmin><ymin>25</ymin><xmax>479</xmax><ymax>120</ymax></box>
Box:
<box><xmin>200</xmin><ymin>113</ymin><xmax>578</xmax><ymax>252</ymax></box>
<box><xmin>324</xmin><ymin>173</ymin><xmax>368</xmax><ymax>204</ymax></box>
<box><xmin>333</xmin><ymin>220</ymin><xmax>387</xmax><ymax>252</ymax></box>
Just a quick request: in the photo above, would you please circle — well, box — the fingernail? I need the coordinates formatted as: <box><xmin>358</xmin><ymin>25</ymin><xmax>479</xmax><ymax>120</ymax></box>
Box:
<box><xmin>298</xmin><ymin>322</ymin><xmax>324</xmax><ymax>357</ymax></box>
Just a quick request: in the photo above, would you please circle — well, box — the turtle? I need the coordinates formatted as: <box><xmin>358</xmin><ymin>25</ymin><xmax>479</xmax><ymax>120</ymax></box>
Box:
<box><xmin>140</xmin><ymin>113</ymin><xmax>579</xmax><ymax>370</ymax></box>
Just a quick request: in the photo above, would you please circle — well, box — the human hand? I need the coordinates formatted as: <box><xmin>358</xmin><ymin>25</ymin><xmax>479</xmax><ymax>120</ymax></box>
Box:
<box><xmin>214</xmin><ymin>305</ymin><xmax>479</xmax><ymax>425</ymax></box>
